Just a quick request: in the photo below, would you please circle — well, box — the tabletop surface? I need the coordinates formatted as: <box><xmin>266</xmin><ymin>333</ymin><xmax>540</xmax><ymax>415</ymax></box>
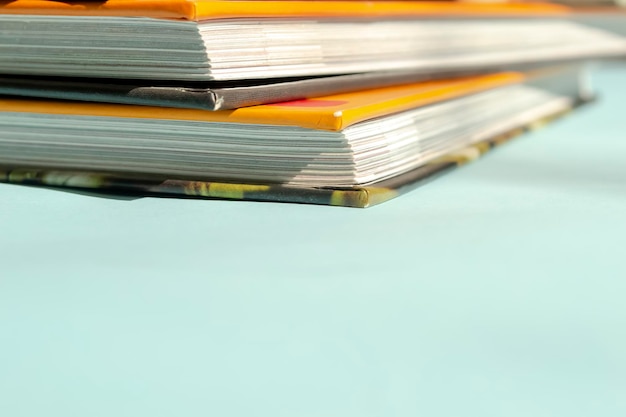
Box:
<box><xmin>1</xmin><ymin>65</ymin><xmax>625</xmax><ymax>417</ymax></box>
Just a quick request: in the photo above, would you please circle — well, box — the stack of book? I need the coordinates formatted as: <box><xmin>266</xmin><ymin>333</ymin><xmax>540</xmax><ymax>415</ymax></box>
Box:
<box><xmin>0</xmin><ymin>0</ymin><xmax>624</xmax><ymax>207</ymax></box>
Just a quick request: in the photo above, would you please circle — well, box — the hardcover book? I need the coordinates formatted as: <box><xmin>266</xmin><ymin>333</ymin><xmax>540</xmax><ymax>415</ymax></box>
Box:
<box><xmin>0</xmin><ymin>1</ymin><xmax>623</xmax><ymax>108</ymax></box>
<box><xmin>0</xmin><ymin>66</ymin><xmax>591</xmax><ymax>207</ymax></box>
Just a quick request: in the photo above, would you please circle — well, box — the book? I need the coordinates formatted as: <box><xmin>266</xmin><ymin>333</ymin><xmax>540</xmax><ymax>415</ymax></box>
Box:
<box><xmin>0</xmin><ymin>66</ymin><xmax>590</xmax><ymax>207</ymax></box>
<box><xmin>1</xmin><ymin>1</ymin><xmax>624</xmax><ymax>84</ymax></box>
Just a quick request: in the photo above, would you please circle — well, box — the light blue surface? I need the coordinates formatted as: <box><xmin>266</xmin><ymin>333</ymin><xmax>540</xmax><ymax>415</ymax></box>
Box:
<box><xmin>1</xmin><ymin>67</ymin><xmax>626</xmax><ymax>417</ymax></box>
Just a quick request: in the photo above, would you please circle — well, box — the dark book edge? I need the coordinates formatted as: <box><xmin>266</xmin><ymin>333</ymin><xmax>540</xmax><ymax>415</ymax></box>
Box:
<box><xmin>0</xmin><ymin>60</ymin><xmax>600</xmax><ymax>110</ymax></box>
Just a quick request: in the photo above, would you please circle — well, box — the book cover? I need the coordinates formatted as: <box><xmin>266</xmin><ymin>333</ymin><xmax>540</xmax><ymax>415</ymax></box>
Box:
<box><xmin>0</xmin><ymin>72</ymin><xmax>525</xmax><ymax>131</ymax></box>
<box><xmin>0</xmin><ymin>69</ymin><xmax>499</xmax><ymax>111</ymax></box>
<box><xmin>0</xmin><ymin>0</ymin><xmax>570</xmax><ymax>20</ymax></box>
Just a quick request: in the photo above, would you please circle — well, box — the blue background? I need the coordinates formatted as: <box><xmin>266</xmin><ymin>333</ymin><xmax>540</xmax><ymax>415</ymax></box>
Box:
<box><xmin>1</xmin><ymin>66</ymin><xmax>625</xmax><ymax>417</ymax></box>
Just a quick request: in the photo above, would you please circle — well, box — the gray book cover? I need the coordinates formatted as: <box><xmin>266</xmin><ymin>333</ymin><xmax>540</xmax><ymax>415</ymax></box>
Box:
<box><xmin>0</xmin><ymin>69</ymin><xmax>492</xmax><ymax>111</ymax></box>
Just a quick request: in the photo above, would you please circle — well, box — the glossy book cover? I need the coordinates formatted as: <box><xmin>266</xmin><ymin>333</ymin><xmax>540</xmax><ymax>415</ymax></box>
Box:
<box><xmin>0</xmin><ymin>72</ymin><xmax>524</xmax><ymax>131</ymax></box>
<box><xmin>0</xmin><ymin>0</ymin><xmax>570</xmax><ymax>20</ymax></box>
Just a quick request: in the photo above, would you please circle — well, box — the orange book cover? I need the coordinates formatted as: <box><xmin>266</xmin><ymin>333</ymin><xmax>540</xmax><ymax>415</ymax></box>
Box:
<box><xmin>0</xmin><ymin>0</ymin><xmax>570</xmax><ymax>20</ymax></box>
<box><xmin>0</xmin><ymin>72</ymin><xmax>524</xmax><ymax>131</ymax></box>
